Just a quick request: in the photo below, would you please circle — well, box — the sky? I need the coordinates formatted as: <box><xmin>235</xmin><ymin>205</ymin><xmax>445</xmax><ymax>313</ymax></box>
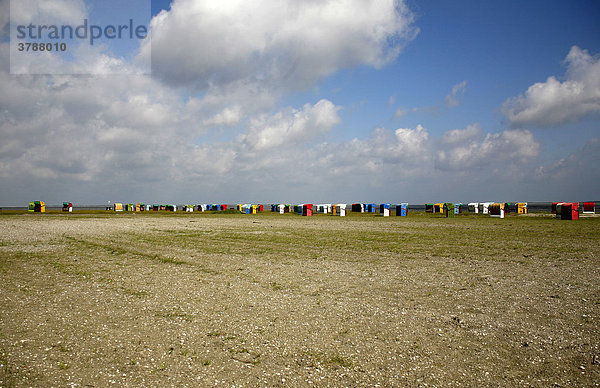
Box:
<box><xmin>1</xmin><ymin>0</ymin><xmax>599</xmax><ymax>206</ymax></box>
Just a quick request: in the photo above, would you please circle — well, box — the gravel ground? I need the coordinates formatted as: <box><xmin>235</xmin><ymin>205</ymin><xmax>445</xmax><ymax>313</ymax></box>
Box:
<box><xmin>0</xmin><ymin>212</ymin><xmax>599</xmax><ymax>386</ymax></box>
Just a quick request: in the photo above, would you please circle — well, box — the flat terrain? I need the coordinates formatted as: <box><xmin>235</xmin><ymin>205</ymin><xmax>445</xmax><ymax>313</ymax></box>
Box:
<box><xmin>1</xmin><ymin>211</ymin><xmax>599</xmax><ymax>386</ymax></box>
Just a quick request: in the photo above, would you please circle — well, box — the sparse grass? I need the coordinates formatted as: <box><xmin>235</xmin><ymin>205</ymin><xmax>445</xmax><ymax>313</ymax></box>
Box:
<box><xmin>121</xmin><ymin>287</ymin><xmax>148</xmax><ymax>298</ymax></box>
<box><xmin>269</xmin><ymin>281</ymin><xmax>283</xmax><ymax>290</ymax></box>
<box><xmin>302</xmin><ymin>350</ymin><xmax>353</xmax><ymax>368</ymax></box>
<box><xmin>326</xmin><ymin>354</ymin><xmax>353</xmax><ymax>368</ymax></box>
<box><xmin>69</xmin><ymin>238</ymin><xmax>188</xmax><ymax>266</ymax></box>
<box><xmin>0</xmin><ymin>212</ymin><xmax>598</xmax><ymax>386</ymax></box>
<box><xmin>155</xmin><ymin>255</ymin><xmax>186</xmax><ymax>265</ymax></box>
<box><xmin>48</xmin><ymin>260</ymin><xmax>94</xmax><ymax>279</ymax></box>
<box><xmin>57</xmin><ymin>361</ymin><xmax>70</xmax><ymax>370</ymax></box>
<box><xmin>157</xmin><ymin>307</ymin><xmax>195</xmax><ymax>322</ymax></box>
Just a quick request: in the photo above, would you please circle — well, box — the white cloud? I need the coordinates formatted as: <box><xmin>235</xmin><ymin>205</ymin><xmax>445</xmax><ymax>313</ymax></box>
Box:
<box><xmin>240</xmin><ymin>99</ymin><xmax>341</xmax><ymax>151</ymax></box>
<box><xmin>314</xmin><ymin>124</ymin><xmax>432</xmax><ymax>177</ymax></box>
<box><xmin>0</xmin><ymin>45</ymin><xmax>188</xmax><ymax>186</ymax></box>
<box><xmin>0</xmin><ymin>63</ymin><xmax>346</xmax><ymax>202</ymax></box>
<box><xmin>438</xmin><ymin>123</ymin><xmax>482</xmax><ymax>145</ymax></box>
<box><xmin>185</xmin><ymin>81</ymin><xmax>278</xmax><ymax>126</ymax></box>
<box><xmin>393</xmin><ymin>124</ymin><xmax>431</xmax><ymax>159</ymax></box>
<box><xmin>502</xmin><ymin>46</ymin><xmax>600</xmax><ymax>127</ymax></box>
<box><xmin>444</xmin><ymin>80</ymin><xmax>467</xmax><ymax>107</ymax></box>
<box><xmin>435</xmin><ymin>124</ymin><xmax>539</xmax><ymax>171</ymax></box>
<box><xmin>142</xmin><ymin>0</ymin><xmax>417</xmax><ymax>91</ymax></box>
<box><xmin>202</xmin><ymin>106</ymin><xmax>242</xmax><ymax>127</ymax></box>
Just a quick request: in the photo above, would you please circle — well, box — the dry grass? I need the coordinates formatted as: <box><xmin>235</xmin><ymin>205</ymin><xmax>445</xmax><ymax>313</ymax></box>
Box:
<box><xmin>0</xmin><ymin>211</ymin><xmax>599</xmax><ymax>386</ymax></box>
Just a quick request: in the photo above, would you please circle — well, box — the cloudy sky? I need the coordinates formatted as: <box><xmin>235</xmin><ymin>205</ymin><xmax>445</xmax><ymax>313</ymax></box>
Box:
<box><xmin>1</xmin><ymin>0</ymin><xmax>599</xmax><ymax>206</ymax></box>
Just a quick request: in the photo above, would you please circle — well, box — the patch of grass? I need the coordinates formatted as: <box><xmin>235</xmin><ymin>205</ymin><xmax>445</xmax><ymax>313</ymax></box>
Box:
<box><xmin>47</xmin><ymin>259</ymin><xmax>93</xmax><ymax>280</ymax></box>
<box><xmin>121</xmin><ymin>287</ymin><xmax>148</xmax><ymax>298</ymax></box>
<box><xmin>58</xmin><ymin>344</ymin><xmax>69</xmax><ymax>353</ymax></box>
<box><xmin>57</xmin><ymin>361</ymin><xmax>70</xmax><ymax>370</ymax></box>
<box><xmin>333</xmin><ymin>328</ymin><xmax>350</xmax><ymax>341</ymax></box>
<box><xmin>155</xmin><ymin>255</ymin><xmax>186</xmax><ymax>265</ymax></box>
<box><xmin>269</xmin><ymin>281</ymin><xmax>283</xmax><ymax>290</ymax></box>
<box><xmin>220</xmin><ymin>209</ymin><xmax>240</xmax><ymax>214</ymax></box>
<box><xmin>302</xmin><ymin>350</ymin><xmax>353</xmax><ymax>368</ymax></box>
<box><xmin>69</xmin><ymin>237</ymin><xmax>188</xmax><ymax>266</ymax></box>
<box><xmin>157</xmin><ymin>307</ymin><xmax>194</xmax><ymax>322</ymax></box>
<box><xmin>327</xmin><ymin>354</ymin><xmax>353</xmax><ymax>368</ymax></box>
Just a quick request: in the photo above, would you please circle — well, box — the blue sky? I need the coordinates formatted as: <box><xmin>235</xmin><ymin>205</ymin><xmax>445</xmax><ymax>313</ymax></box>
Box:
<box><xmin>1</xmin><ymin>0</ymin><xmax>599</xmax><ymax>205</ymax></box>
<box><xmin>305</xmin><ymin>0</ymin><xmax>600</xmax><ymax>139</ymax></box>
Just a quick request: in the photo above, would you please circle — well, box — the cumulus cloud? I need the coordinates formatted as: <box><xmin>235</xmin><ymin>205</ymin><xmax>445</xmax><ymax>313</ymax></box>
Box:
<box><xmin>435</xmin><ymin>124</ymin><xmax>539</xmax><ymax>171</ymax></box>
<box><xmin>0</xmin><ymin>61</ymin><xmax>342</xmax><ymax>203</ymax></box>
<box><xmin>202</xmin><ymin>106</ymin><xmax>242</xmax><ymax>127</ymax></box>
<box><xmin>314</xmin><ymin>124</ymin><xmax>432</xmax><ymax>177</ymax></box>
<box><xmin>240</xmin><ymin>99</ymin><xmax>341</xmax><ymax>151</ymax></box>
<box><xmin>444</xmin><ymin>80</ymin><xmax>467</xmax><ymax>107</ymax></box>
<box><xmin>143</xmin><ymin>0</ymin><xmax>418</xmax><ymax>91</ymax></box>
<box><xmin>217</xmin><ymin>123</ymin><xmax>434</xmax><ymax>200</ymax></box>
<box><xmin>502</xmin><ymin>46</ymin><xmax>600</xmax><ymax>127</ymax></box>
<box><xmin>0</xmin><ymin>45</ymin><xmax>187</xmax><ymax>186</ymax></box>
